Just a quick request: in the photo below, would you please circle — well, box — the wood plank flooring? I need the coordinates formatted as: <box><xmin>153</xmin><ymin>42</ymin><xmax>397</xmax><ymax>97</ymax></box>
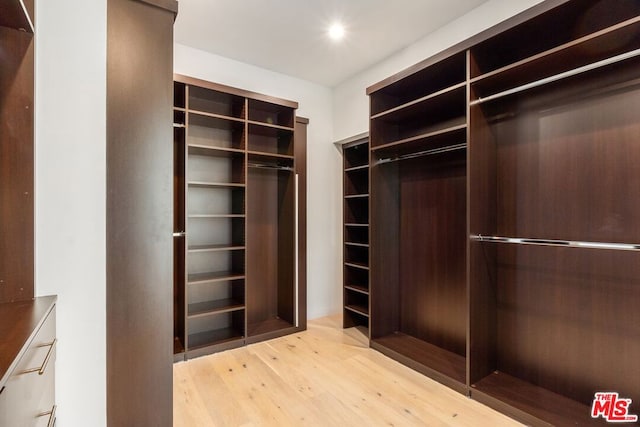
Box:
<box><xmin>173</xmin><ymin>315</ymin><xmax>522</xmax><ymax>426</ymax></box>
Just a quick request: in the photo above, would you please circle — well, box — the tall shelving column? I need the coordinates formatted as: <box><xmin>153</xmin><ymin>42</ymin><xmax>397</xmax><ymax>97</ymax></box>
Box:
<box><xmin>246</xmin><ymin>98</ymin><xmax>299</xmax><ymax>342</ymax></box>
<box><xmin>342</xmin><ymin>138</ymin><xmax>370</xmax><ymax>332</ymax></box>
<box><xmin>367</xmin><ymin>51</ymin><xmax>468</xmax><ymax>394</ymax></box>
<box><xmin>467</xmin><ymin>1</ymin><xmax>640</xmax><ymax>424</ymax></box>
<box><xmin>173</xmin><ymin>75</ymin><xmax>306</xmax><ymax>360</ymax></box>
<box><xmin>173</xmin><ymin>82</ymin><xmax>187</xmax><ymax>360</ymax></box>
<box><xmin>174</xmin><ymin>81</ymin><xmax>249</xmax><ymax>359</ymax></box>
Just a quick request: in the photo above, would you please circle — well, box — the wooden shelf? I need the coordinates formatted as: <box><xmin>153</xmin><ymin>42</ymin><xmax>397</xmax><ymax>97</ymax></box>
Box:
<box><xmin>187</xmin><ymin>181</ymin><xmax>245</xmax><ymax>188</ymax></box>
<box><xmin>189</xmin><ymin>109</ymin><xmax>245</xmax><ymax>124</ymax></box>
<box><xmin>371</xmin><ymin>110</ymin><xmax>466</xmax><ymax>150</ymax></box>
<box><xmin>472</xmin><ymin>372</ymin><xmax>602</xmax><ymax>426</ymax></box>
<box><xmin>187</xmin><ymin>271</ymin><xmax>245</xmax><ymax>285</ymax></box>
<box><xmin>188</xmin><ymin>299</ymin><xmax>245</xmax><ymax>317</ymax></box>
<box><xmin>345</xmin><ymin>304</ymin><xmax>369</xmax><ymax>317</ymax></box>
<box><xmin>247</xmin><ymin>150</ymin><xmax>294</xmax><ymax>161</ymax></box>
<box><xmin>247</xmin><ymin>120</ymin><xmax>294</xmax><ymax>132</ymax></box>
<box><xmin>189</xmin><ymin>111</ymin><xmax>245</xmax><ymax>128</ymax></box>
<box><xmin>372</xmin><ymin>82</ymin><xmax>466</xmax><ymax>121</ymax></box>
<box><xmin>345</xmin><ymin>194</ymin><xmax>368</xmax><ymax>199</ymax></box>
<box><xmin>188</xmin><ymin>85</ymin><xmax>245</xmax><ymax>120</ymax></box>
<box><xmin>344</xmin><ymin>262</ymin><xmax>369</xmax><ymax>270</ymax></box>
<box><xmin>188</xmin><ymin>214</ymin><xmax>246</xmax><ymax>218</ymax></box>
<box><xmin>188</xmin><ymin>328</ymin><xmax>244</xmax><ymax>349</ymax></box>
<box><xmin>187</xmin><ymin>244</ymin><xmax>245</xmax><ymax>252</ymax></box>
<box><xmin>371</xmin><ymin>123</ymin><xmax>466</xmax><ymax>160</ymax></box>
<box><xmin>373</xmin><ymin>333</ymin><xmax>466</xmax><ymax>385</ymax></box>
<box><xmin>369</xmin><ymin>51</ymin><xmax>466</xmax><ymax>115</ymax></box>
<box><xmin>248</xmin><ymin>122</ymin><xmax>294</xmax><ymax>136</ymax></box>
<box><xmin>247</xmin><ymin>317</ymin><xmax>294</xmax><ymax>337</ymax></box>
<box><xmin>345</xmin><ymin>284</ymin><xmax>369</xmax><ymax>295</ymax></box>
<box><xmin>188</xmin><ymin>144</ymin><xmax>245</xmax><ymax>157</ymax></box>
<box><xmin>248</xmin><ymin>98</ymin><xmax>295</xmax><ymax>128</ymax></box>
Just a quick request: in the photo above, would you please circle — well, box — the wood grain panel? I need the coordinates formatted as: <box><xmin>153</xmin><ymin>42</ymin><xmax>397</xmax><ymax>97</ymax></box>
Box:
<box><xmin>277</xmin><ymin>170</ymin><xmax>295</xmax><ymax>324</ymax></box>
<box><xmin>106</xmin><ymin>0</ymin><xmax>175</xmax><ymax>424</ymax></box>
<box><xmin>495</xmin><ymin>245</ymin><xmax>640</xmax><ymax>407</ymax></box>
<box><xmin>468</xmin><ymin>63</ymin><xmax>498</xmax><ymax>384</ymax></box>
<box><xmin>0</xmin><ymin>26</ymin><xmax>34</xmax><ymax>303</ymax></box>
<box><xmin>369</xmin><ymin>159</ymin><xmax>400</xmax><ymax>339</ymax></box>
<box><xmin>246</xmin><ymin>168</ymin><xmax>280</xmax><ymax>329</ymax></box>
<box><xmin>294</xmin><ymin>117</ymin><xmax>308</xmax><ymax>330</ymax></box>
<box><xmin>398</xmin><ymin>153</ymin><xmax>467</xmax><ymax>356</ymax></box>
<box><xmin>494</xmin><ymin>77</ymin><xmax>640</xmax><ymax>243</ymax></box>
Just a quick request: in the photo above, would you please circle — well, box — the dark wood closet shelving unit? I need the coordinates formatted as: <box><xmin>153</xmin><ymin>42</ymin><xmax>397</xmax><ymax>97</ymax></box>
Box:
<box><xmin>173</xmin><ymin>75</ymin><xmax>307</xmax><ymax>361</ymax></box>
<box><xmin>341</xmin><ymin>137</ymin><xmax>371</xmax><ymax>333</ymax></box>
<box><xmin>367</xmin><ymin>0</ymin><xmax>640</xmax><ymax>424</ymax></box>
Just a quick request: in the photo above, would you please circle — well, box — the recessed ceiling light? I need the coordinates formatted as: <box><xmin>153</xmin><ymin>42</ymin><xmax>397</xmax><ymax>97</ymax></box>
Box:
<box><xmin>328</xmin><ymin>23</ymin><xmax>345</xmax><ymax>41</ymax></box>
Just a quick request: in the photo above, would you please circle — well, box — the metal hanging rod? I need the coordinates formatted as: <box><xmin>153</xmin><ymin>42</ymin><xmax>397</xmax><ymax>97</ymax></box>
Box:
<box><xmin>247</xmin><ymin>163</ymin><xmax>293</xmax><ymax>171</ymax></box>
<box><xmin>470</xmin><ymin>234</ymin><xmax>640</xmax><ymax>252</ymax></box>
<box><xmin>471</xmin><ymin>47</ymin><xmax>640</xmax><ymax>106</ymax></box>
<box><xmin>376</xmin><ymin>143</ymin><xmax>466</xmax><ymax>164</ymax></box>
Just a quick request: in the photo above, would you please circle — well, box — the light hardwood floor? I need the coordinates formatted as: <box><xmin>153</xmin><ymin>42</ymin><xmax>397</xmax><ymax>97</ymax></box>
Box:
<box><xmin>173</xmin><ymin>316</ymin><xmax>522</xmax><ymax>426</ymax></box>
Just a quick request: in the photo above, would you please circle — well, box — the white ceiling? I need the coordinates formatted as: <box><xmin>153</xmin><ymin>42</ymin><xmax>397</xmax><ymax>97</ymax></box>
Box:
<box><xmin>174</xmin><ymin>0</ymin><xmax>489</xmax><ymax>87</ymax></box>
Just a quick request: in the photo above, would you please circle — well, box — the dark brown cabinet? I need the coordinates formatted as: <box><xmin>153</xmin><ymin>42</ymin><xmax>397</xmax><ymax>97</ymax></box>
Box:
<box><xmin>173</xmin><ymin>75</ymin><xmax>307</xmax><ymax>360</ymax></box>
<box><xmin>367</xmin><ymin>0</ymin><xmax>640</xmax><ymax>424</ymax></box>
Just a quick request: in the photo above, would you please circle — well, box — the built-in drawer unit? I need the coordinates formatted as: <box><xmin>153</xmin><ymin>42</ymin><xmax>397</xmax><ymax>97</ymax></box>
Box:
<box><xmin>0</xmin><ymin>296</ymin><xmax>57</xmax><ymax>426</ymax></box>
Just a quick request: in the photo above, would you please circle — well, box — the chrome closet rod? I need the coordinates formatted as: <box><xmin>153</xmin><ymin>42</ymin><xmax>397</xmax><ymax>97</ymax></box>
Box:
<box><xmin>376</xmin><ymin>143</ymin><xmax>466</xmax><ymax>164</ymax></box>
<box><xmin>471</xmin><ymin>47</ymin><xmax>640</xmax><ymax>105</ymax></box>
<box><xmin>247</xmin><ymin>163</ymin><xmax>293</xmax><ymax>171</ymax></box>
<box><xmin>470</xmin><ymin>234</ymin><xmax>640</xmax><ymax>251</ymax></box>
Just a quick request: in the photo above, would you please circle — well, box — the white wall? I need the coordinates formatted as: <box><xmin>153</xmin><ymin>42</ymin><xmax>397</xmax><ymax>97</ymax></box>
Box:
<box><xmin>175</xmin><ymin>44</ymin><xmax>340</xmax><ymax>319</ymax></box>
<box><xmin>332</xmin><ymin>0</ymin><xmax>545</xmax><ymax>140</ymax></box>
<box><xmin>35</xmin><ymin>0</ymin><xmax>107</xmax><ymax>425</ymax></box>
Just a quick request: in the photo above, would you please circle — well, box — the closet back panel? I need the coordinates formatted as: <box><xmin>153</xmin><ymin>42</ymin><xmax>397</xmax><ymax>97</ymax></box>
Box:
<box><xmin>398</xmin><ymin>154</ymin><xmax>467</xmax><ymax>356</ymax></box>
<box><xmin>246</xmin><ymin>168</ymin><xmax>295</xmax><ymax>330</ymax></box>
<box><xmin>491</xmin><ymin>78</ymin><xmax>640</xmax><ymax>243</ymax></box>
<box><xmin>494</xmin><ymin>245</ymin><xmax>640</xmax><ymax>406</ymax></box>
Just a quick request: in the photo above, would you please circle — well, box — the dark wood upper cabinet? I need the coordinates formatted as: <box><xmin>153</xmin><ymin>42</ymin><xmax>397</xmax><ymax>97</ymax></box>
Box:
<box><xmin>367</xmin><ymin>0</ymin><xmax>640</xmax><ymax>424</ymax></box>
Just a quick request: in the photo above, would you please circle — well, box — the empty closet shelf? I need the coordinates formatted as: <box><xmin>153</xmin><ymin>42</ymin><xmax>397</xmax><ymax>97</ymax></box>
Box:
<box><xmin>187</xmin><ymin>271</ymin><xmax>245</xmax><ymax>284</ymax></box>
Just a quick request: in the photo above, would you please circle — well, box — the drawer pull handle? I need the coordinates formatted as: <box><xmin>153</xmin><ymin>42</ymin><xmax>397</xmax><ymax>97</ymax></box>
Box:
<box><xmin>18</xmin><ymin>338</ymin><xmax>57</xmax><ymax>375</ymax></box>
<box><xmin>37</xmin><ymin>404</ymin><xmax>56</xmax><ymax>427</ymax></box>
